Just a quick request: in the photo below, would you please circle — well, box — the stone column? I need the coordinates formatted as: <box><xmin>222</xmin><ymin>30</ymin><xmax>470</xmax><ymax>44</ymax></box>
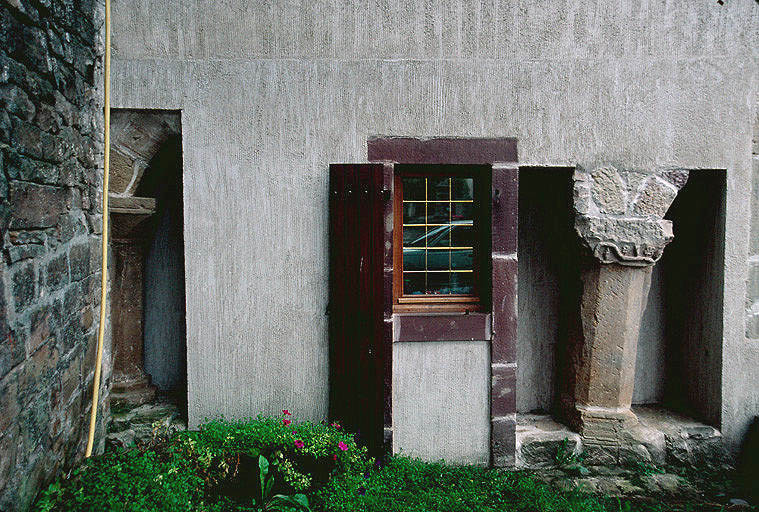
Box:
<box><xmin>562</xmin><ymin>166</ymin><xmax>688</xmax><ymax>440</ymax></box>
<box><xmin>109</xmin><ymin>196</ymin><xmax>157</xmax><ymax>407</ymax></box>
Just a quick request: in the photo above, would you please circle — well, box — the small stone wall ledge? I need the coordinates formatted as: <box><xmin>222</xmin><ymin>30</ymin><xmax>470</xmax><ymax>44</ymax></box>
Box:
<box><xmin>516</xmin><ymin>406</ymin><xmax>725</xmax><ymax>469</ymax></box>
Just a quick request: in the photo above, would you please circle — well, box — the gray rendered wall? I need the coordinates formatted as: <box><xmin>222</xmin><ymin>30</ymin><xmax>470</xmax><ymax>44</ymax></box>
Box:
<box><xmin>393</xmin><ymin>341</ymin><xmax>490</xmax><ymax>464</ymax></box>
<box><xmin>110</xmin><ymin>0</ymin><xmax>759</xmax><ymax>453</ymax></box>
<box><xmin>633</xmin><ymin>264</ymin><xmax>667</xmax><ymax>405</ymax></box>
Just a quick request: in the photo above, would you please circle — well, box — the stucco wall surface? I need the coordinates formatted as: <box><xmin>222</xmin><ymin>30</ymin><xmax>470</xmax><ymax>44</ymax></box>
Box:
<box><xmin>393</xmin><ymin>341</ymin><xmax>490</xmax><ymax>464</ymax></box>
<box><xmin>110</xmin><ymin>0</ymin><xmax>759</xmax><ymax>453</ymax></box>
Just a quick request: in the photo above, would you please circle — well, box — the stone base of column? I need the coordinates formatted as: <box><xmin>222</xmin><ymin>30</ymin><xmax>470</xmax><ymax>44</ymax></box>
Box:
<box><xmin>568</xmin><ymin>404</ymin><xmax>639</xmax><ymax>437</ymax></box>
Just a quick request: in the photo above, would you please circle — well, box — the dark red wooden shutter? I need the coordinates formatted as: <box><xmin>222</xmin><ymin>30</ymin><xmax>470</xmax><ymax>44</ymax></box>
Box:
<box><xmin>329</xmin><ymin>163</ymin><xmax>385</xmax><ymax>457</ymax></box>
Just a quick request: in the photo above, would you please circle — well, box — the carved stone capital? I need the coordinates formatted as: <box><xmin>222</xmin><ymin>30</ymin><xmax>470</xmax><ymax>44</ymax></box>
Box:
<box><xmin>573</xmin><ymin>166</ymin><xmax>688</xmax><ymax>266</ymax></box>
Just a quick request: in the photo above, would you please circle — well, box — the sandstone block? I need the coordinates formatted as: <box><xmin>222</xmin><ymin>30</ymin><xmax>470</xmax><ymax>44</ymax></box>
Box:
<box><xmin>68</xmin><ymin>242</ymin><xmax>90</xmax><ymax>281</ymax></box>
<box><xmin>44</xmin><ymin>252</ymin><xmax>69</xmax><ymax>291</ymax></box>
<box><xmin>9</xmin><ymin>181</ymin><xmax>69</xmax><ymax>228</ymax></box>
<box><xmin>631</xmin><ymin>177</ymin><xmax>678</xmax><ymax>218</ymax></box>
<box><xmin>590</xmin><ymin>166</ymin><xmax>627</xmax><ymax>215</ymax></box>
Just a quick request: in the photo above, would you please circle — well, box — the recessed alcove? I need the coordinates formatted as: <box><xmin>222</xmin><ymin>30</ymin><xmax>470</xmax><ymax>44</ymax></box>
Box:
<box><xmin>107</xmin><ymin>109</ymin><xmax>187</xmax><ymax>445</ymax></box>
<box><xmin>515</xmin><ymin>167</ymin><xmax>727</xmax><ymax>467</ymax></box>
<box><xmin>635</xmin><ymin>169</ymin><xmax>726</xmax><ymax>427</ymax></box>
<box><xmin>516</xmin><ymin>166</ymin><xmax>580</xmax><ymax>415</ymax></box>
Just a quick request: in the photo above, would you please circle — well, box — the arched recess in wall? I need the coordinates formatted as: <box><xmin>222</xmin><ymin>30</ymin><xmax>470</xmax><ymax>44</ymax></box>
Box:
<box><xmin>108</xmin><ymin>109</ymin><xmax>187</xmax><ymax>415</ymax></box>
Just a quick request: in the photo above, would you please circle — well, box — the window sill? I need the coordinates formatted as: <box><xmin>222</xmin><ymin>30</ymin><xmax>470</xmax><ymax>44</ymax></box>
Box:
<box><xmin>393</xmin><ymin>312</ymin><xmax>491</xmax><ymax>342</ymax></box>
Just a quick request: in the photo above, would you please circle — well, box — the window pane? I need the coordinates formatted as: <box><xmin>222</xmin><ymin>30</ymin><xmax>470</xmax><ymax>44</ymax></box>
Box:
<box><xmin>426</xmin><ymin>225</ymin><xmax>451</xmax><ymax>247</ymax></box>
<box><xmin>427</xmin><ymin>202</ymin><xmax>450</xmax><ymax>223</ymax></box>
<box><xmin>403</xmin><ymin>273</ymin><xmax>425</xmax><ymax>295</ymax></box>
<box><xmin>451</xmin><ymin>178</ymin><xmax>474</xmax><ymax>200</ymax></box>
<box><xmin>451</xmin><ymin>202</ymin><xmax>472</xmax><ymax>222</ymax></box>
<box><xmin>426</xmin><ymin>250</ymin><xmax>450</xmax><ymax>271</ymax></box>
<box><xmin>449</xmin><ymin>272</ymin><xmax>474</xmax><ymax>295</ymax></box>
<box><xmin>451</xmin><ymin>224</ymin><xmax>473</xmax><ymax>247</ymax></box>
<box><xmin>403</xmin><ymin>226</ymin><xmax>426</xmax><ymax>247</ymax></box>
<box><xmin>403</xmin><ymin>202</ymin><xmax>426</xmax><ymax>224</ymax></box>
<box><xmin>403</xmin><ymin>248</ymin><xmax>425</xmax><ymax>271</ymax></box>
<box><xmin>428</xmin><ymin>178</ymin><xmax>450</xmax><ymax>201</ymax></box>
<box><xmin>403</xmin><ymin>178</ymin><xmax>426</xmax><ymax>200</ymax></box>
<box><xmin>450</xmin><ymin>249</ymin><xmax>473</xmax><ymax>270</ymax></box>
<box><xmin>426</xmin><ymin>272</ymin><xmax>451</xmax><ymax>295</ymax></box>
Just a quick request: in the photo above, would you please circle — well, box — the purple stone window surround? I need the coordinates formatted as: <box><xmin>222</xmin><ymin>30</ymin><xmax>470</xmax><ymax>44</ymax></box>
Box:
<box><xmin>368</xmin><ymin>137</ymin><xmax>518</xmax><ymax>467</ymax></box>
<box><xmin>393</xmin><ymin>312</ymin><xmax>492</xmax><ymax>342</ymax></box>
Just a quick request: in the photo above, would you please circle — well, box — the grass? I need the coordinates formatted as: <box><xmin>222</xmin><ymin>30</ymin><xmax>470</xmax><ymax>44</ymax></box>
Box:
<box><xmin>33</xmin><ymin>417</ymin><xmax>753</xmax><ymax>512</ymax></box>
<box><xmin>320</xmin><ymin>456</ymin><xmax>748</xmax><ymax>512</ymax></box>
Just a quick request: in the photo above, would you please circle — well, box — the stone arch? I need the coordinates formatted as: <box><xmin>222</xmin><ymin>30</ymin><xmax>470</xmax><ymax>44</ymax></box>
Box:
<box><xmin>110</xmin><ymin>109</ymin><xmax>181</xmax><ymax>197</ymax></box>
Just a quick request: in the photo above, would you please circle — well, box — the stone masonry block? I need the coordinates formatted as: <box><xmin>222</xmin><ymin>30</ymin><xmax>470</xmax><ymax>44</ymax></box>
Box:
<box><xmin>590</xmin><ymin>166</ymin><xmax>627</xmax><ymax>215</ymax></box>
<box><xmin>68</xmin><ymin>241</ymin><xmax>91</xmax><ymax>281</ymax></box>
<box><xmin>491</xmin><ymin>364</ymin><xmax>516</xmax><ymax>417</ymax></box>
<box><xmin>491</xmin><ymin>166</ymin><xmax>518</xmax><ymax>254</ymax></box>
<box><xmin>28</xmin><ymin>308</ymin><xmax>51</xmax><ymax>355</ymax></box>
<box><xmin>44</xmin><ymin>252</ymin><xmax>69</xmax><ymax>291</ymax></box>
<box><xmin>11</xmin><ymin>262</ymin><xmax>36</xmax><ymax>312</ymax></box>
<box><xmin>11</xmin><ymin>117</ymin><xmax>73</xmax><ymax>164</ymax></box>
<box><xmin>631</xmin><ymin>176</ymin><xmax>678</xmax><ymax>218</ymax></box>
<box><xmin>491</xmin><ymin>256</ymin><xmax>517</xmax><ymax>364</ymax></box>
<box><xmin>9</xmin><ymin>181</ymin><xmax>69</xmax><ymax>229</ymax></box>
<box><xmin>491</xmin><ymin>416</ymin><xmax>516</xmax><ymax>467</ymax></box>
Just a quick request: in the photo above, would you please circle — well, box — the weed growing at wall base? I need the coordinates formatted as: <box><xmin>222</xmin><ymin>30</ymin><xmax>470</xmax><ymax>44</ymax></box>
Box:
<box><xmin>34</xmin><ymin>412</ymin><xmax>371</xmax><ymax>512</ymax></box>
<box><xmin>33</xmin><ymin>414</ymin><xmax>752</xmax><ymax>511</ymax></box>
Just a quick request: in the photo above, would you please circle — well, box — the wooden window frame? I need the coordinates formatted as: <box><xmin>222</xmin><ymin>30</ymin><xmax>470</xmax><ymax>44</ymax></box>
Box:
<box><xmin>392</xmin><ymin>164</ymin><xmax>491</xmax><ymax>313</ymax></box>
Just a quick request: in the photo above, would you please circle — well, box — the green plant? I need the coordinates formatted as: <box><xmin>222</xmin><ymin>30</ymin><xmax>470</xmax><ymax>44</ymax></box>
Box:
<box><xmin>33</xmin><ymin>412</ymin><xmax>372</xmax><ymax>512</ymax></box>
<box><xmin>555</xmin><ymin>438</ymin><xmax>576</xmax><ymax>466</ymax></box>
<box><xmin>34</xmin><ymin>449</ymin><xmax>203</xmax><ymax>512</ymax></box>
<box><xmin>554</xmin><ymin>438</ymin><xmax>589</xmax><ymax>476</ymax></box>
<box><xmin>251</xmin><ymin>455</ymin><xmax>310</xmax><ymax>512</ymax></box>
<box><xmin>319</xmin><ymin>456</ymin><xmax>611</xmax><ymax>512</ymax></box>
<box><xmin>631</xmin><ymin>461</ymin><xmax>663</xmax><ymax>477</ymax></box>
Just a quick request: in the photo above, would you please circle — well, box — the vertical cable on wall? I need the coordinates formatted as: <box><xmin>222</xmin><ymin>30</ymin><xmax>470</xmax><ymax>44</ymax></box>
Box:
<box><xmin>85</xmin><ymin>0</ymin><xmax>111</xmax><ymax>458</ymax></box>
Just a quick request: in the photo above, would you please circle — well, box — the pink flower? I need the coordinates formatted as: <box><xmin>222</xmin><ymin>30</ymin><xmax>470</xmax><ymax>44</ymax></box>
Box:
<box><xmin>338</xmin><ymin>441</ymin><xmax>348</xmax><ymax>451</ymax></box>
<box><xmin>292</xmin><ymin>431</ymin><xmax>297</xmax><ymax>435</ymax></box>
<box><xmin>294</xmin><ymin>439</ymin><xmax>305</xmax><ymax>449</ymax></box>
<box><xmin>332</xmin><ymin>454</ymin><xmax>338</xmax><ymax>461</ymax></box>
<box><xmin>331</xmin><ymin>422</ymin><xmax>341</xmax><ymax>430</ymax></box>
<box><xmin>283</xmin><ymin>419</ymin><xmax>291</xmax><ymax>426</ymax></box>
<box><xmin>282</xmin><ymin>409</ymin><xmax>292</xmax><ymax>416</ymax></box>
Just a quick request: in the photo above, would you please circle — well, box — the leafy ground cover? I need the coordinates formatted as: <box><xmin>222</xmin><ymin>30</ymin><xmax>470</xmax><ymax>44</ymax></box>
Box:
<box><xmin>33</xmin><ymin>414</ymin><xmax>754</xmax><ymax>512</ymax></box>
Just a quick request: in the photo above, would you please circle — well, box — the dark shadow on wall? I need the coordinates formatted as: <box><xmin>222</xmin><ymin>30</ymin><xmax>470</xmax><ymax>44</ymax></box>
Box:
<box><xmin>659</xmin><ymin>170</ymin><xmax>726</xmax><ymax>428</ymax></box>
<box><xmin>517</xmin><ymin>167</ymin><xmax>582</xmax><ymax>414</ymax></box>
<box><xmin>138</xmin><ymin>136</ymin><xmax>188</xmax><ymax>416</ymax></box>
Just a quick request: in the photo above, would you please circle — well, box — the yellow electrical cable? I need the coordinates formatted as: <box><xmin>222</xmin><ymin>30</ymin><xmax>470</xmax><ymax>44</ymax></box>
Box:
<box><xmin>85</xmin><ymin>0</ymin><xmax>110</xmax><ymax>458</ymax></box>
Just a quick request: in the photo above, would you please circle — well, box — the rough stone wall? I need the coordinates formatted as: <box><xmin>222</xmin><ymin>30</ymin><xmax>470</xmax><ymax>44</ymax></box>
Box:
<box><xmin>0</xmin><ymin>1</ymin><xmax>106</xmax><ymax>510</ymax></box>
